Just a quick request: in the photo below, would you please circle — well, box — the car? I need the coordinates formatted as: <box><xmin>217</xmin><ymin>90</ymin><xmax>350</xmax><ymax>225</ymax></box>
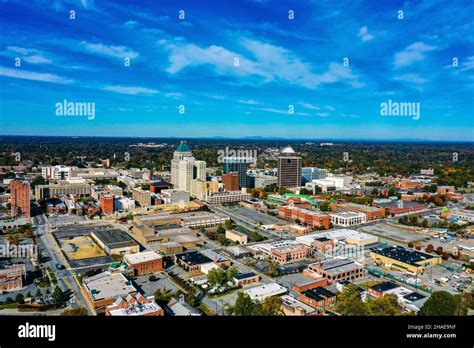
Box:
<box><xmin>55</xmin><ymin>263</ymin><xmax>65</xmax><ymax>270</ymax></box>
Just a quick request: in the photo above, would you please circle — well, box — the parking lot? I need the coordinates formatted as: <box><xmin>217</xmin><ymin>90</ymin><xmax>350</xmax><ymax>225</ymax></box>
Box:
<box><xmin>361</xmin><ymin>223</ymin><xmax>429</xmax><ymax>244</ymax></box>
<box><xmin>220</xmin><ymin>206</ymin><xmax>286</xmax><ymax>226</ymax></box>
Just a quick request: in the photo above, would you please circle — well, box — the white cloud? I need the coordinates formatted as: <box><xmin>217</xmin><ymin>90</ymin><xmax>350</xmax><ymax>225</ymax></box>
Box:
<box><xmin>165</xmin><ymin>92</ymin><xmax>182</xmax><ymax>99</ymax></box>
<box><xmin>394</xmin><ymin>73</ymin><xmax>427</xmax><ymax>85</ymax></box>
<box><xmin>316</xmin><ymin>112</ymin><xmax>330</xmax><ymax>117</ymax></box>
<box><xmin>357</xmin><ymin>26</ymin><xmax>374</xmax><ymax>42</ymax></box>
<box><xmin>102</xmin><ymin>85</ymin><xmax>159</xmax><ymax>95</ymax></box>
<box><xmin>238</xmin><ymin>99</ymin><xmax>261</xmax><ymax>105</ymax></box>
<box><xmin>394</xmin><ymin>42</ymin><xmax>436</xmax><ymax>68</ymax></box>
<box><xmin>5</xmin><ymin>46</ymin><xmax>53</xmax><ymax>64</ymax></box>
<box><xmin>300</xmin><ymin>102</ymin><xmax>320</xmax><ymax>110</ymax></box>
<box><xmin>324</xmin><ymin>105</ymin><xmax>336</xmax><ymax>111</ymax></box>
<box><xmin>163</xmin><ymin>38</ymin><xmax>364</xmax><ymax>89</ymax></box>
<box><xmin>459</xmin><ymin>56</ymin><xmax>474</xmax><ymax>72</ymax></box>
<box><xmin>0</xmin><ymin>66</ymin><xmax>73</xmax><ymax>84</ymax></box>
<box><xmin>81</xmin><ymin>41</ymin><xmax>138</xmax><ymax>59</ymax></box>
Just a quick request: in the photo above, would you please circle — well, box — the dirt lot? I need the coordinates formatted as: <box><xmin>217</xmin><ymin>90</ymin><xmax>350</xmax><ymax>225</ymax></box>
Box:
<box><xmin>59</xmin><ymin>235</ymin><xmax>106</xmax><ymax>260</ymax></box>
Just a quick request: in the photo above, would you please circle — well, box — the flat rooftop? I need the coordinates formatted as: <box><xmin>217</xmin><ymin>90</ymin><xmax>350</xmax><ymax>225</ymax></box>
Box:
<box><xmin>176</xmin><ymin>250</ymin><xmax>213</xmax><ymax>266</ymax></box>
<box><xmin>303</xmin><ymin>287</ymin><xmax>336</xmax><ymax>302</ymax></box>
<box><xmin>83</xmin><ymin>271</ymin><xmax>136</xmax><ymax>302</ymax></box>
<box><xmin>124</xmin><ymin>251</ymin><xmax>161</xmax><ymax>265</ymax></box>
<box><xmin>372</xmin><ymin>246</ymin><xmax>439</xmax><ymax>266</ymax></box>
<box><xmin>92</xmin><ymin>229</ymin><xmax>138</xmax><ymax>249</ymax></box>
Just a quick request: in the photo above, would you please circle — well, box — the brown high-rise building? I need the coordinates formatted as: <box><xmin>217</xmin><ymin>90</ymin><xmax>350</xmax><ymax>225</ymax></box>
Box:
<box><xmin>10</xmin><ymin>180</ymin><xmax>31</xmax><ymax>218</ymax></box>
<box><xmin>277</xmin><ymin>147</ymin><xmax>302</xmax><ymax>188</ymax></box>
<box><xmin>100</xmin><ymin>194</ymin><xmax>115</xmax><ymax>215</ymax></box>
<box><xmin>222</xmin><ymin>172</ymin><xmax>239</xmax><ymax>191</ymax></box>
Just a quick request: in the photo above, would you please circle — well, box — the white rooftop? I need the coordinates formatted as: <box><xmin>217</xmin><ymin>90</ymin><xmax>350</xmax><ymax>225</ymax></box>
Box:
<box><xmin>243</xmin><ymin>282</ymin><xmax>287</xmax><ymax>301</ymax></box>
<box><xmin>124</xmin><ymin>251</ymin><xmax>162</xmax><ymax>265</ymax></box>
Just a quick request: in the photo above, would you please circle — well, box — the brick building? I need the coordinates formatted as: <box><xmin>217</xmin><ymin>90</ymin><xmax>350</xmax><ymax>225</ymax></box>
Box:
<box><xmin>279</xmin><ymin>205</ymin><xmax>330</xmax><ymax>230</ymax></box>
<box><xmin>123</xmin><ymin>251</ymin><xmax>163</xmax><ymax>276</ymax></box>
<box><xmin>221</xmin><ymin>172</ymin><xmax>239</xmax><ymax>192</ymax></box>
<box><xmin>100</xmin><ymin>194</ymin><xmax>114</xmax><ymax>215</ymax></box>
<box><xmin>105</xmin><ymin>293</ymin><xmax>164</xmax><ymax>316</ymax></box>
<box><xmin>10</xmin><ymin>180</ymin><xmax>30</xmax><ymax>218</ymax></box>
<box><xmin>299</xmin><ymin>287</ymin><xmax>336</xmax><ymax>309</ymax></box>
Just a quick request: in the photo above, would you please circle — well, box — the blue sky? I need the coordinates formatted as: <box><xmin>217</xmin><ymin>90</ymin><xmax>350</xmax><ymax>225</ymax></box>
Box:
<box><xmin>0</xmin><ymin>0</ymin><xmax>473</xmax><ymax>140</ymax></box>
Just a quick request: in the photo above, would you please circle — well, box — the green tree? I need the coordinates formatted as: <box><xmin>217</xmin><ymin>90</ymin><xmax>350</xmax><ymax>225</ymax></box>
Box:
<box><xmin>154</xmin><ymin>288</ymin><xmax>172</xmax><ymax>305</ymax></box>
<box><xmin>367</xmin><ymin>295</ymin><xmax>401</xmax><ymax>316</ymax></box>
<box><xmin>207</xmin><ymin>268</ymin><xmax>227</xmax><ymax>287</ymax></box>
<box><xmin>255</xmin><ymin>296</ymin><xmax>283</xmax><ymax>316</ymax></box>
<box><xmin>334</xmin><ymin>284</ymin><xmax>368</xmax><ymax>316</ymax></box>
<box><xmin>419</xmin><ymin>291</ymin><xmax>463</xmax><ymax>316</ymax></box>
<box><xmin>216</xmin><ymin>225</ymin><xmax>225</xmax><ymax>234</ymax></box>
<box><xmin>233</xmin><ymin>293</ymin><xmax>255</xmax><ymax>316</ymax></box>
<box><xmin>52</xmin><ymin>287</ymin><xmax>66</xmax><ymax>303</ymax></box>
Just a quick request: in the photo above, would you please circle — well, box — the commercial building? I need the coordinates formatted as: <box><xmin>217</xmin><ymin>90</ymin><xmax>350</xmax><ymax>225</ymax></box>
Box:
<box><xmin>114</xmin><ymin>197</ymin><xmax>135</xmax><ymax>212</ymax></box>
<box><xmin>373</xmin><ymin>199</ymin><xmax>424</xmax><ymax>215</ymax></box>
<box><xmin>206</xmin><ymin>191</ymin><xmax>252</xmax><ymax>204</ymax></box>
<box><xmin>367</xmin><ymin>281</ymin><xmax>400</xmax><ymax>298</ymax></box>
<box><xmin>301</xmin><ymin>167</ymin><xmax>328</xmax><ymax>184</ymax></box>
<box><xmin>171</xmin><ymin>141</ymin><xmax>193</xmax><ymax>188</ymax></box>
<box><xmin>221</xmin><ymin>172</ymin><xmax>239</xmax><ymax>191</ymax></box>
<box><xmin>370</xmin><ymin>246</ymin><xmax>441</xmax><ymax>274</ymax></box>
<box><xmin>161</xmin><ymin>189</ymin><xmax>190</xmax><ymax>205</ymax></box>
<box><xmin>123</xmin><ymin>251</ymin><xmax>163</xmax><ymax>276</ymax></box>
<box><xmin>35</xmin><ymin>182</ymin><xmax>91</xmax><ymax>200</ymax></box>
<box><xmin>233</xmin><ymin>272</ymin><xmax>259</xmax><ymax>287</ymax></box>
<box><xmin>248</xmin><ymin>174</ymin><xmax>277</xmax><ymax>189</ymax></box>
<box><xmin>299</xmin><ymin>287</ymin><xmax>337</xmax><ymax>309</ymax></box>
<box><xmin>223</xmin><ymin>157</ymin><xmax>254</xmax><ymax>189</ymax></box>
<box><xmin>10</xmin><ymin>180</ymin><xmax>30</xmax><ymax>218</ymax></box>
<box><xmin>449</xmin><ymin>208</ymin><xmax>474</xmax><ymax>223</ymax></box>
<box><xmin>41</xmin><ymin>165</ymin><xmax>77</xmax><ymax>180</ymax></box>
<box><xmin>168</xmin><ymin>298</ymin><xmax>202</xmax><ymax>316</ymax></box>
<box><xmin>190</xmin><ymin>179</ymin><xmax>211</xmax><ymax>200</ymax></box>
<box><xmin>296</xmin><ymin>228</ymin><xmax>378</xmax><ymax>247</ymax></box>
<box><xmin>332</xmin><ymin>202</ymin><xmax>385</xmax><ymax>221</ymax></box>
<box><xmin>105</xmin><ymin>185</ymin><xmax>123</xmax><ymax>196</ymax></box>
<box><xmin>100</xmin><ymin>194</ymin><xmax>114</xmax><ymax>215</ymax></box>
<box><xmin>397</xmin><ymin>179</ymin><xmax>425</xmax><ymax>190</ymax></box>
<box><xmin>106</xmin><ymin>293</ymin><xmax>164</xmax><ymax>316</ymax></box>
<box><xmin>0</xmin><ymin>264</ymin><xmax>26</xmax><ymax>292</ymax></box>
<box><xmin>149</xmin><ymin>181</ymin><xmax>170</xmax><ymax>193</ymax></box>
<box><xmin>133</xmin><ymin>188</ymin><xmax>151</xmax><ymax>207</ymax></box>
<box><xmin>305</xmin><ymin>257</ymin><xmax>364</xmax><ymax>283</ymax></box>
<box><xmin>281</xmin><ymin>295</ymin><xmax>318</xmax><ymax>316</ymax></box>
<box><xmin>225</xmin><ymin>229</ymin><xmax>248</xmax><ymax>244</ymax></box>
<box><xmin>248</xmin><ymin>240</ymin><xmax>311</xmax><ymax>264</ymax></box>
<box><xmin>175</xmin><ymin>250</ymin><xmax>228</xmax><ymax>272</ymax></box>
<box><xmin>83</xmin><ymin>271</ymin><xmax>137</xmax><ymax>310</ymax></box>
<box><xmin>91</xmin><ymin>229</ymin><xmax>140</xmax><ymax>256</ymax></box>
<box><xmin>243</xmin><ymin>283</ymin><xmax>287</xmax><ymax>301</ymax></box>
<box><xmin>279</xmin><ymin>205</ymin><xmax>330</xmax><ymax>230</ymax></box>
<box><xmin>277</xmin><ymin>147</ymin><xmax>301</xmax><ymax>188</ymax></box>
<box><xmin>330</xmin><ymin>211</ymin><xmax>367</xmax><ymax>227</ymax></box>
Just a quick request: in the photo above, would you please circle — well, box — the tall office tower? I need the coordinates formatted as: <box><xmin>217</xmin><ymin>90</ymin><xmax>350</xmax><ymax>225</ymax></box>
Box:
<box><xmin>302</xmin><ymin>167</ymin><xmax>328</xmax><ymax>184</ymax></box>
<box><xmin>194</xmin><ymin>160</ymin><xmax>206</xmax><ymax>181</ymax></box>
<box><xmin>223</xmin><ymin>157</ymin><xmax>252</xmax><ymax>189</ymax></box>
<box><xmin>222</xmin><ymin>172</ymin><xmax>239</xmax><ymax>191</ymax></box>
<box><xmin>10</xmin><ymin>180</ymin><xmax>31</xmax><ymax>218</ymax></box>
<box><xmin>171</xmin><ymin>141</ymin><xmax>193</xmax><ymax>188</ymax></box>
<box><xmin>277</xmin><ymin>147</ymin><xmax>302</xmax><ymax>188</ymax></box>
<box><xmin>178</xmin><ymin>160</ymin><xmax>195</xmax><ymax>193</ymax></box>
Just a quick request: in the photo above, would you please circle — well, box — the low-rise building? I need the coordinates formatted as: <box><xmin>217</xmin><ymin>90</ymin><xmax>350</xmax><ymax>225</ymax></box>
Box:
<box><xmin>133</xmin><ymin>188</ymin><xmax>151</xmax><ymax>207</ymax></box>
<box><xmin>123</xmin><ymin>251</ymin><xmax>163</xmax><ymax>276</ymax></box>
<box><xmin>83</xmin><ymin>271</ymin><xmax>137</xmax><ymax>310</ymax></box>
<box><xmin>91</xmin><ymin>229</ymin><xmax>140</xmax><ymax>256</ymax></box>
<box><xmin>243</xmin><ymin>283</ymin><xmax>287</xmax><ymax>301</ymax></box>
<box><xmin>281</xmin><ymin>295</ymin><xmax>318</xmax><ymax>316</ymax></box>
<box><xmin>0</xmin><ymin>264</ymin><xmax>26</xmax><ymax>292</ymax></box>
<box><xmin>279</xmin><ymin>205</ymin><xmax>330</xmax><ymax>230</ymax></box>
<box><xmin>370</xmin><ymin>246</ymin><xmax>441</xmax><ymax>274</ymax></box>
<box><xmin>106</xmin><ymin>293</ymin><xmax>164</xmax><ymax>316</ymax></box>
<box><xmin>305</xmin><ymin>257</ymin><xmax>364</xmax><ymax>283</ymax></box>
<box><xmin>329</xmin><ymin>211</ymin><xmax>367</xmax><ymax>227</ymax></box>
<box><xmin>298</xmin><ymin>287</ymin><xmax>336</xmax><ymax>309</ymax></box>
<box><xmin>331</xmin><ymin>202</ymin><xmax>385</xmax><ymax>221</ymax></box>
<box><xmin>225</xmin><ymin>229</ymin><xmax>248</xmax><ymax>244</ymax></box>
<box><xmin>233</xmin><ymin>272</ymin><xmax>259</xmax><ymax>287</ymax></box>
<box><xmin>206</xmin><ymin>191</ymin><xmax>252</xmax><ymax>204</ymax></box>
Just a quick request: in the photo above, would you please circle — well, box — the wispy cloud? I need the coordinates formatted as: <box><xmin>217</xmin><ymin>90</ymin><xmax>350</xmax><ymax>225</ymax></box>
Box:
<box><xmin>394</xmin><ymin>42</ymin><xmax>436</xmax><ymax>68</ymax></box>
<box><xmin>4</xmin><ymin>46</ymin><xmax>53</xmax><ymax>64</ymax></box>
<box><xmin>102</xmin><ymin>85</ymin><xmax>158</xmax><ymax>95</ymax></box>
<box><xmin>164</xmin><ymin>38</ymin><xmax>364</xmax><ymax>89</ymax></box>
<box><xmin>0</xmin><ymin>66</ymin><xmax>72</xmax><ymax>84</ymax></box>
<box><xmin>300</xmin><ymin>102</ymin><xmax>320</xmax><ymax>110</ymax></box>
<box><xmin>238</xmin><ymin>99</ymin><xmax>262</xmax><ymax>105</ymax></box>
<box><xmin>394</xmin><ymin>73</ymin><xmax>427</xmax><ymax>85</ymax></box>
<box><xmin>357</xmin><ymin>26</ymin><xmax>374</xmax><ymax>42</ymax></box>
<box><xmin>81</xmin><ymin>41</ymin><xmax>139</xmax><ymax>59</ymax></box>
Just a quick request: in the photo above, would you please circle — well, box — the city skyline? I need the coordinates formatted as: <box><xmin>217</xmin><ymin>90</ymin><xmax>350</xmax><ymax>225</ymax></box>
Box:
<box><xmin>1</xmin><ymin>0</ymin><xmax>473</xmax><ymax>140</ymax></box>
